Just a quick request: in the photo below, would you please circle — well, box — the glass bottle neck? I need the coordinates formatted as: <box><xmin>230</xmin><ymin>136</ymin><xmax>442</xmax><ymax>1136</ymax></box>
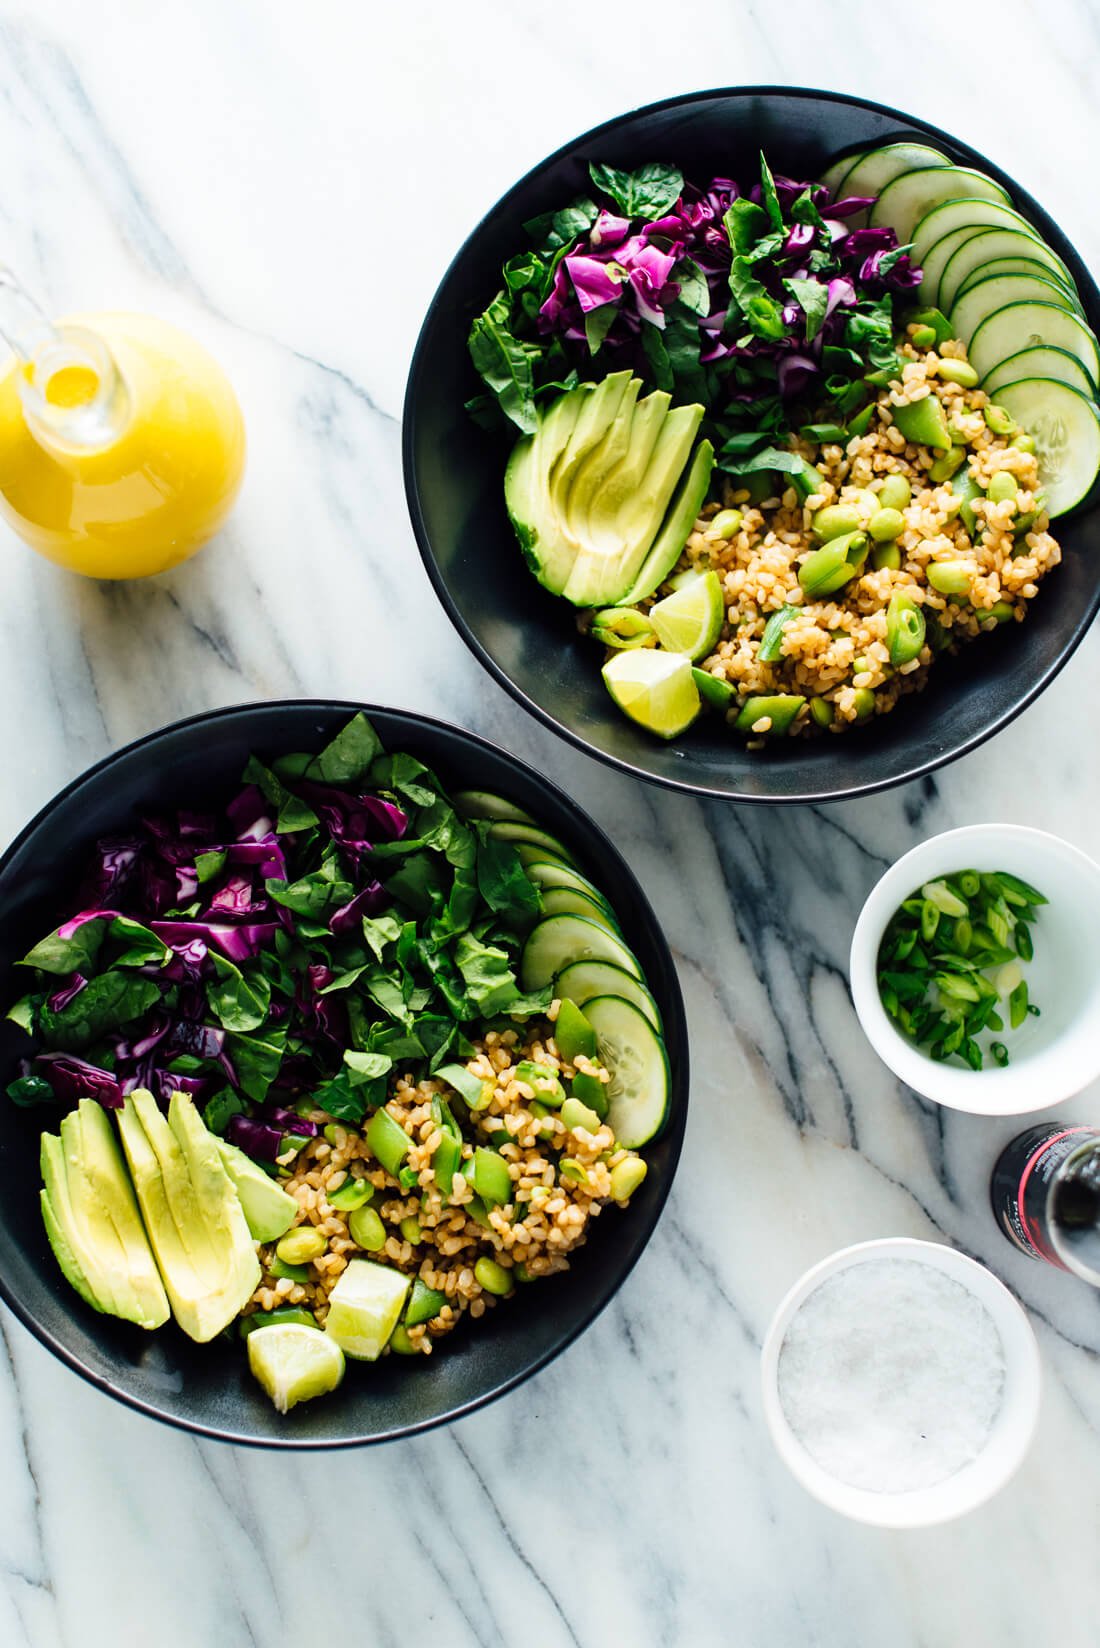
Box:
<box><xmin>0</xmin><ymin>269</ymin><xmax>130</xmax><ymax>453</ymax></box>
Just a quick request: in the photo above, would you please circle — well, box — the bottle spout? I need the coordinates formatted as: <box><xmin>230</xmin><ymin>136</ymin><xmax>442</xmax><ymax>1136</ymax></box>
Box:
<box><xmin>0</xmin><ymin>266</ymin><xmax>129</xmax><ymax>452</ymax></box>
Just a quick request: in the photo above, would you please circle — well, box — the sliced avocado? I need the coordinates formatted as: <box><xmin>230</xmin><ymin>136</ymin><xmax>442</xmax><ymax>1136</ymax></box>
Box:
<box><xmin>562</xmin><ymin>403</ymin><xmax>705</xmax><ymax>606</ymax></box>
<box><xmin>617</xmin><ymin>437</ymin><xmax>716</xmax><ymax>604</ymax></box>
<box><xmin>550</xmin><ymin>370</ymin><xmax>634</xmax><ymax>521</ymax></box>
<box><xmin>217</xmin><ymin>1138</ymin><xmax>298</xmax><ymax>1242</ymax></box>
<box><xmin>118</xmin><ymin>1089</ymin><xmax>260</xmax><ymax>1343</ymax></box>
<box><xmin>75</xmin><ymin>1100</ymin><xmax>170</xmax><ymax>1329</ymax></box>
<box><xmin>579</xmin><ymin>388</ymin><xmax>671</xmax><ymax>550</ymax></box>
<box><xmin>562</xmin><ymin>375</ymin><xmax>641</xmax><ymax>537</ymax></box>
<box><xmin>504</xmin><ymin>385</ymin><xmax>587</xmax><ymax>592</ymax></box>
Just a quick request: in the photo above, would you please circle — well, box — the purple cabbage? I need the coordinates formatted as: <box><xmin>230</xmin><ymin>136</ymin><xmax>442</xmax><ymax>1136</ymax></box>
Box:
<box><xmin>79</xmin><ymin>837</ymin><xmax>142</xmax><ymax>906</ymax></box>
<box><xmin>48</xmin><ymin>974</ymin><xmax>87</xmax><ymax>1013</ymax></box>
<box><xmin>329</xmin><ymin>881</ymin><xmax>387</xmax><ymax>934</ymax></box>
<box><xmin>150</xmin><ymin>920</ymin><xmax>279</xmax><ymax>963</ymax></box>
<box><xmin>226</xmin><ymin>1112</ymin><xmax>284</xmax><ymax>1163</ymax></box>
<box><xmin>35</xmin><ymin>1053</ymin><xmax>125</xmax><ymax>1109</ymax></box>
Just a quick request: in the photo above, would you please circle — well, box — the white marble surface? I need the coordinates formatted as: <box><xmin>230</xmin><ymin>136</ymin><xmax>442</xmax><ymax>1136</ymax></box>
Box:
<box><xmin>1</xmin><ymin>4</ymin><xmax>1100</xmax><ymax>1645</ymax></box>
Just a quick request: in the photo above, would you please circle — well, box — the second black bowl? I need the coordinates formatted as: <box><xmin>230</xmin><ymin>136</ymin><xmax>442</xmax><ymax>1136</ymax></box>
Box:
<box><xmin>0</xmin><ymin>701</ymin><xmax>687</xmax><ymax>1446</ymax></box>
<box><xmin>403</xmin><ymin>86</ymin><xmax>1100</xmax><ymax>803</ymax></box>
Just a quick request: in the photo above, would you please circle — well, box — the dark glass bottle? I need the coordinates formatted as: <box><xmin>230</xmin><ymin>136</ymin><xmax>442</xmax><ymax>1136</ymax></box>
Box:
<box><xmin>991</xmin><ymin>1123</ymin><xmax>1100</xmax><ymax>1282</ymax></box>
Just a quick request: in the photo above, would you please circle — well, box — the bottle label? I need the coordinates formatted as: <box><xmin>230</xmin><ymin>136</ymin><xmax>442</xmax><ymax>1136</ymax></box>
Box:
<box><xmin>990</xmin><ymin>1124</ymin><xmax>1100</xmax><ymax>1267</ymax></box>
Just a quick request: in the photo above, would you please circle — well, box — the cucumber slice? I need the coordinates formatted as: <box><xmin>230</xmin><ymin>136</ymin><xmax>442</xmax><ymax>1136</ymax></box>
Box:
<box><xmin>452</xmin><ymin>790</ymin><xmax>534</xmax><ymax>825</ymax></box>
<box><xmin>968</xmin><ymin>302</ymin><xmax>1100</xmax><ymax>389</ymax></box>
<box><xmin>582</xmin><ymin>995</ymin><xmax>670</xmax><ymax>1149</ymax></box>
<box><xmin>524</xmin><ymin>857</ymin><xmax>615</xmax><ymax>906</ymax></box>
<box><xmin>911</xmin><ymin>198</ymin><xmax>1043</xmax><ymax>270</ymax></box>
<box><xmin>488</xmin><ymin>820</ymin><xmax>577</xmax><ymax>865</ymax></box>
<box><xmin>918</xmin><ymin>225</ymin><xmax>989</xmax><ymax>305</ymax></box>
<box><xmin>955</xmin><ymin>259</ymin><xmax>1083</xmax><ymax>314</ymax></box>
<box><xmin>514</xmin><ymin>842</ymin><xmax>572</xmax><ymax>870</ymax></box>
<box><xmin>981</xmin><ymin>345</ymin><xmax>1096</xmax><ymax>399</ymax></box>
<box><xmin>951</xmin><ymin>273</ymin><xmax>1078</xmax><ymax>348</ymax></box>
<box><xmin>820</xmin><ymin>150</ymin><xmax>866</xmax><ymax>198</ymax></box>
<box><xmin>993</xmin><ymin>379</ymin><xmax>1100</xmax><ymax>517</ymax></box>
<box><xmin>940</xmin><ymin>227</ymin><xmax>1075</xmax><ymax>312</ymax></box>
<box><xmin>538</xmin><ymin>885</ymin><xmax>621</xmax><ymax>934</ymax></box>
<box><xmin>553</xmin><ymin>959</ymin><xmax>662</xmax><ymax>1031</ymax></box>
<box><xmin>870</xmin><ymin>166</ymin><xmax>1010</xmax><ymax>242</ymax></box>
<box><xmin>840</xmin><ymin>144</ymin><xmax>951</xmax><ymax>206</ymax></box>
<box><xmin>520</xmin><ymin>914</ymin><xmax>641</xmax><ymax>993</ymax></box>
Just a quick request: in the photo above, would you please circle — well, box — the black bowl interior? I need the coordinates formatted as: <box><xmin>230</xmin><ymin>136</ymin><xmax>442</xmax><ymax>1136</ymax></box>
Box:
<box><xmin>404</xmin><ymin>86</ymin><xmax>1100</xmax><ymax>803</ymax></box>
<box><xmin>0</xmin><ymin>701</ymin><xmax>687</xmax><ymax>1446</ymax></box>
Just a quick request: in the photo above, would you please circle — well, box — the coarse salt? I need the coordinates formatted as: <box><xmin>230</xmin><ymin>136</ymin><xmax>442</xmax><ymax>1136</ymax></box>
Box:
<box><xmin>777</xmin><ymin>1257</ymin><xmax>1006</xmax><ymax>1494</ymax></box>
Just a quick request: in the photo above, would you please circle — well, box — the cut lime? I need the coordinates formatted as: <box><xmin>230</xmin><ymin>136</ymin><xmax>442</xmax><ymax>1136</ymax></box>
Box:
<box><xmin>324</xmin><ymin>1258</ymin><xmax>411</xmax><ymax>1361</ymax></box>
<box><xmin>648</xmin><ymin>570</ymin><xmax>724</xmax><ymax>660</ymax></box>
<box><xmin>247</xmin><ymin>1322</ymin><xmax>345</xmax><ymax>1413</ymax></box>
<box><xmin>602</xmin><ymin>649</ymin><xmax>701</xmax><ymax>739</ymax></box>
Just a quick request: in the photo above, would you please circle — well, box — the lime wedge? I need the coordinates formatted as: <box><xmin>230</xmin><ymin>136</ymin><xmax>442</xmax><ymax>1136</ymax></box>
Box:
<box><xmin>247</xmin><ymin>1322</ymin><xmax>345</xmax><ymax>1413</ymax></box>
<box><xmin>324</xmin><ymin>1258</ymin><xmax>411</xmax><ymax>1361</ymax></box>
<box><xmin>648</xmin><ymin>570</ymin><xmax>724</xmax><ymax>660</ymax></box>
<box><xmin>602</xmin><ymin>649</ymin><xmax>701</xmax><ymax>739</ymax></box>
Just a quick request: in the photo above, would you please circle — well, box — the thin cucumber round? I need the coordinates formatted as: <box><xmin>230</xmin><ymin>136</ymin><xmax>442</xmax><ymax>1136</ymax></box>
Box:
<box><xmin>840</xmin><ymin>144</ymin><xmax>950</xmax><ymax>203</ymax></box>
<box><xmin>911</xmin><ymin>198</ymin><xmax>1044</xmax><ymax>270</ymax></box>
<box><xmin>554</xmin><ymin>959</ymin><xmax>663</xmax><ymax>1031</ymax></box>
<box><xmin>939</xmin><ymin>227</ymin><xmax>1074</xmax><ymax>312</ymax></box>
<box><xmin>538</xmin><ymin>885</ymin><xmax>621</xmax><ymax>934</ymax></box>
<box><xmin>520</xmin><ymin>914</ymin><xmax>641</xmax><ymax>992</ymax></box>
<box><xmin>524</xmin><ymin>857</ymin><xmax>616</xmax><ymax>907</ymax></box>
<box><xmin>870</xmin><ymin>166</ymin><xmax>1010</xmax><ymax>242</ymax></box>
<box><xmin>955</xmin><ymin>259</ymin><xmax>1083</xmax><ymax>314</ymax></box>
<box><xmin>488</xmin><ymin>820</ymin><xmax>577</xmax><ymax>865</ymax></box>
<box><xmin>452</xmin><ymin>790</ymin><xmax>533</xmax><ymax>825</ymax></box>
<box><xmin>981</xmin><ymin>345</ymin><xmax>1096</xmax><ymax>399</ymax></box>
<box><xmin>993</xmin><ymin>379</ymin><xmax>1100</xmax><ymax>517</ymax></box>
<box><xmin>582</xmin><ymin>995</ymin><xmax>670</xmax><ymax>1150</ymax></box>
<box><xmin>820</xmin><ymin>150</ymin><xmax>866</xmax><ymax>198</ymax></box>
<box><xmin>918</xmin><ymin>225</ymin><xmax>988</xmax><ymax>306</ymax></box>
<box><xmin>950</xmin><ymin>273</ymin><xmax>1077</xmax><ymax>348</ymax></box>
<box><xmin>514</xmin><ymin>842</ymin><xmax>572</xmax><ymax>870</ymax></box>
<box><xmin>968</xmin><ymin>302</ymin><xmax>1100</xmax><ymax>389</ymax></box>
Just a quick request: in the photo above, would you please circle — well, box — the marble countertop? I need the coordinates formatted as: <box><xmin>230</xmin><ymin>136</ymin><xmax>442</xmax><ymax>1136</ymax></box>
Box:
<box><xmin>3</xmin><ymin>5</ymin><xmax>1100</xmax><ymax>1645</ymax></box>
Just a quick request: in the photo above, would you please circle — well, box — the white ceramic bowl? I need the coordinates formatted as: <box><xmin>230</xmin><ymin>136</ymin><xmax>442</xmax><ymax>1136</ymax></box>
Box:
<box><xmin>850</xmin><ymin>824</ymin><xmax>1100</xmax><ymax>1114</ymax></box>
<box><xmin>760</xmin><ymin>1237</ymin><xmax>1041</xmax><ymax>1528</ymax></box>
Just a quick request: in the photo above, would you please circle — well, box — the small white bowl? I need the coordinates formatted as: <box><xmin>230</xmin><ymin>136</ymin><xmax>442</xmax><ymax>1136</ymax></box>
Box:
<box><xmin>850</xmin><ymin>823</ymin><xmax>1100</xmax><ymax>1114</ymax></box>
<box><xmin>760</xmin><ymin>1238</ymin><xmax>1041</xmax><ymax>1528</ymax></box>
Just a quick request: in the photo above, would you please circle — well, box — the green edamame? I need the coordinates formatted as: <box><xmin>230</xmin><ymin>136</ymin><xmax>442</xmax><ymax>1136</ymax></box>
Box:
<box><xmin>609</xmin><ymin>1158</ymin><xmax>648</xmax><ymax>1201</ymax></box>
<box><xmin>390</xmin><ymin>1324</ymin><xmax>419</xmax><ymax>1355</ymax></box>
<box><xmin>928</xmin><ymin>446</ymin><xmax>967</xmax><ymax>483</ymax></box>
<box><xmin>871</xmin><ymin>542</ymin><xmax>902</xmax><ymax>571</ymax></box>
<box><xmin>935</xmin><ymin>359</ymin><xmax>979</xmax><ymax>388</ymax></box>
<box><xmin>927</xmin><ymin>560</ymin><xmax>973</xmax><ymax>596</ymax></box>
<box><xmin>987</xmin><ymin>600</ymin><xmax>1016</xmax><ymax>624</ymax></box>
<box><xmin>892</xmin><ymin>395</ymin><xmax>951</xmax><ymax>452</ymax></box>
<box><xmin>474</xmin><ymin>1257</ymin><xmax>514</xmax><ymax>1297</ymax></box>
<box><xmin>399</xmin><ymin>1216</ymin><xmax>422</xmax><ymax>1246</ymax></box>
<box><xmin>811</xmin><ymin>504</ymin><xmax>862</xmax><ymax>541</ymax></box>
<box><xmin>275</xmin><ymin>1226</ymin><xmax>327</xmax><ymax>1266</ymax></box>
<box><xmin>809</xmin><ymin>696</ymin><xmax>834</xmax><ymax>728</ymax></box>
<box><xmin>910</xmin><ymin>324</ymin><xmax>937</xmax><ymax>349</ymax></box>
<box><xmin>886</xmin><ymin>591</ymin><xmax>926</xmax><ymax>666</ymax></box>
<box><xmin>348</xmin><ymin>1206</ymin><xmax>386</xmax><ymax>1251</ymax></box>
<box><xmin>709</xmin><ymin>508</ymin><xmax>744</xmax><ymax>538</ymax></box>
<box><xmin>560</xmin><ymin>1096</ymin><xmax>602</xmax><ymax>1135</ymax></box>
<box><xmin>868</xmin><ymin>507</ymin><xmax>905</xmax><ymax>543</ymax></box>
<box><xmin>851</xmin><ymin>688</ymin><xmax>876</xmax><ymax>721</ymax></box>
<box><xmin>983</xmin><ymin>403</ymin><xmax>1017</xmax><ymax>437</ymax></box>
<box><xmin>799</xmin><ymin>530</ymin><xmax>868</xmax><ymax>597</ymax></box>
<box><xmin>1011</xmin><ymin>432</ymin><xmax>1036</xmax><ymax>454</ymax></box>
<box><xmin>988</xmin><ymin>471</ymin><xmax>1019</xmax><ymax>504</ymax></box>
<box><xmin>877</xmin><ymin>474</ymin><xmax>911</xmax><ymax>512</ymax></box>
<box><xmin>327</xmin><ymin>1176</ymin><xmax>375</xmax><ymax>1213</ymax></box>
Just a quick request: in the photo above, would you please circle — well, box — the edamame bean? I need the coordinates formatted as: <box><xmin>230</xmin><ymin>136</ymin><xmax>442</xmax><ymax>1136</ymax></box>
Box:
<box><xmin>399</xmin><ymin>1216</ymin><xmax>422</xmax><ymax>1246</ymax></box>
<box><xmin>868</xmin><ymin>507</ymin><xmax>905</xmax><ymax>542</ymax></box>
<box><xmin>851</xmin><ymin>688</ymin><xmax>876</xmax><ymax>721</ymax></box>
<box><xmin>323</xmin><ymin>1123</ymin><xmax>345</xmax><ymax>1147</ymax></box>
<box><xmin>893</xmin><ymin>395</ymin><xmax>951</xmax><ymax>451</ymax></box>
<box><xmin>987</xmin><ymin>600</ymin><xmax>1016</xmax><ymax>624</ymax></box>
<box><xmin>348</xmin><ymin>1206</ymin><xmax>386</xmax><ymax>1251</ymax></box>
<box><xmin>935</xmin><ymin>359</ymin><xmax>979</xmax><ymax>388</ymax></box>
<box><xmin>983</xmin><ymin>403</ymin><xmax>1017</xmax><ymax>436</ymax></box>
<box><xmin>911</xmin><ymin>324</ymin><xmax>937</xmax><ymax>349</ymax></box>
<box><xmin>558</xmin><ymin>1158</ymin><xmax>589</xmax><ymax>1186</ymax></box>
<box><xmin>275</xmin><ymin>1226</ymin><xmax>327</xmax><ymax>1266</ymax></box>
<box><xmin>928</xmin><ymin>446</ymin><xmax>967</xmax><ymax>483</ymax></box>
<box><xmin>811</xmin><ymin>504</ymin><xmax>862</xmax><ymax>541</ymax></box>
<box><xmin>871</xmin><ymin>542</ymin><xmax>902</xmax><ymax>571</ymax></box>
<box><xmin>474</xmin><ymin>1257</ymin><xmax>514</xmax><ymax>1297</ymax></box>
<box><xmin>927</xmin><ymin>560</ymin><xmax>973</xmax><ymax>596</ymax></box>
<box><xmin>709</xmin><ymin>508</ymin><xmax>743</xmax><ymax>538</ymax></box>
<box><xmin>327</xmin><ymin>1177</ymin><xmax>375</xmax><ymax>1213</ymax></box>
<box><xmin>809</xmin><ymin>696</ymin><xmax>835</xmax><ymax>728</ymax></box>
<box><xmin>609</xmin><ymin>1158</ymin><xmax>648</xmax><ymax>1201</ymax></box>
<box><xmin>877</xmin><ymin>474</ymin><xmax>911</xmax><ymax>512</ymax></box>
<box><xmin>1011</xmin><ymin>432</ymin><xmax>1036</xmax><ymax>454</ymax></box>
<box><xmin>560</xmin><ymin>1096</ymin><xmax>602</xmax><ymax>1134</ymax></box>
<box><xmin>886</xmin><ymin>591</ymin><xmax>926</xmax><ymax>666</ymax></box>
<box><xmin>390</xmin><ymin>1325</ymin><xmax>418</xmax><ymax>1355</ymax></box>
<box><xmin>988</xmin><ymin>471</ymin><xmax>1019</xmax><ymax>504</ymax></box>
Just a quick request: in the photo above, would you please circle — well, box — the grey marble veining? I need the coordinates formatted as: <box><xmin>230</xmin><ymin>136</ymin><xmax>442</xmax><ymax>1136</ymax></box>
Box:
<box><xmin>1</xmin><ymin>3</ymin><xmax>1099</xmax><ymax>1645</ymax></box>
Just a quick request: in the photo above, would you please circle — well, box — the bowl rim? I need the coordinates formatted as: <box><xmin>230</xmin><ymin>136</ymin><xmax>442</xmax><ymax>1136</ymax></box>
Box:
<box><xmin>849</xmin><ymin>822</ymin><xmax>1100</xmax><ymax>1114</ymax></box>
<box><xmin>0</xmin><ymin>697</ymin><xmax>689</xmax><ymax>1449</ymax></box>
<box><xmin>402</xmin><ymin>83</ymin><xmax>1100</xmax><ymax>805</ymax></box>
<box><xmin>759</xmin><ymin>1236</ymin><xmax>1042</xmax><ymax>1527</ymax></box>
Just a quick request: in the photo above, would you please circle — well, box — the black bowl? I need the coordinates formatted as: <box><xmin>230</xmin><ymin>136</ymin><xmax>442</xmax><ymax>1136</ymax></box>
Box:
<box><xmin>404</xmin><ymin>86</ymin><xmax>1100</xmax><ymax>803</ymax></box>
<box><xmin>0</xmin><ymin>700</ymin><xmax>687</xmax><ymax>1447</ymax></box>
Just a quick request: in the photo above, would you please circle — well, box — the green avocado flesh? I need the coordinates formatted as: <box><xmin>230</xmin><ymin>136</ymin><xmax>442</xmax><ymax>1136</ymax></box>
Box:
<box><xmin>40</xmin><ymin>1100</ymin><xmax>169</xmax><ymax>1329</ymax></box>
<box><xmin>117</xmin><ymin>1089</ymin><xmax>260</xmax><ymax>1342</ymax></box>
<box><xmin>217</xmin><ymin>1137</ymin><xmax>298</xmax><ymax>1243</ymax></box>
<box><xmin>504</xmin><ymin>373</ymin><xmax>713</xmax><ymax>608</ymax></box>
